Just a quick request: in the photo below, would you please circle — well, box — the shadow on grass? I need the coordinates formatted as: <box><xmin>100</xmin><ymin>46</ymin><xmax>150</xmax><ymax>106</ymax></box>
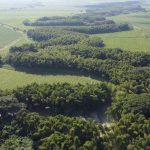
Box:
<box><xmin>13</xmin><ymin>67</ymin><xmax>106</xmax><ymax>82</ymax></box>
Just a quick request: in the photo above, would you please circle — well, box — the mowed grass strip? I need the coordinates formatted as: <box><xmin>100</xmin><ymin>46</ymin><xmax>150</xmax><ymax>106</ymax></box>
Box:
<box><xmin>0</xmin><ymin>25</ymin><xmax>22</xmax><ymax>49</ymax></box>
<box><xmin>0</xmin><ymin>68</ymin><xmax>100</xmax><ymax>90</ymax></box>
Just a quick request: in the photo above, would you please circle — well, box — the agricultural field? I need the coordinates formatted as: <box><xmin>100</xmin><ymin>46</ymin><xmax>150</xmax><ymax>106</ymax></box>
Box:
<box><xmin>0</xmin><ymin>67</ymin><xmax>100</xmax><ymax>90</ymax></box>
<box><xmin>0</xmin><ymin>25</ymin><xmax>22</xmax><ymax>49</ymax></box>
<box><xmin>0</xmin><ymin>34</ymin><xmax>32</xmax><ymax>57</ymax></box>
<box><xmin>96</xmin><ymin>10</ymin><xmax>150</xmax><ymax>52</ymax></box>
<box><xmin>0</xmin><ymin>1</ymin><xmax>84</xmax><ymax>30</ymax></box>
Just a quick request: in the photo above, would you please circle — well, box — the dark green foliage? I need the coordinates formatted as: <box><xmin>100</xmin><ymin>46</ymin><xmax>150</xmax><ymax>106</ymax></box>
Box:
<box><xmin>1</xmin><ymin>111</ymin><xmax>149</xmax><ymax>150</ymax></box>
<box><xmin>14</xmin><ymin>83</ymin><xmax>112</xmax><ymax>115</ymax></box>
<box><xmin>27</xmin><ymin>28</ymin><xmax>63</xmax><ymax>41</ymax></box>
<box><xmin>123</xmin><ymin>94</ymin><xmax>150</xmax><ymax>117</ymax></box>
<box><xmin>0</xmin><ymin>96</ymin><xmax>26</xmax><ymax>124</ymax></box>
<box><xmin>81</xmin><ymin>37</ymin><xmax>105</xmax><ymax>47</ymax></box>
<box><xmin>103</xmin><ymin>113</ymin><xmax>150</xmax><ymax>150</ymax></box>
<box><xmin>24</xmin><ymin>18</ymin><xmax>86</xmax><ymax>26</ymax></box>
<box><xmin>107</xmin><ymin>93</ymin><xmax>150</xmax><ymax>119</ymax></box>
<box><xmin>1</xmin><ymin>112</ymin><xmax>104</xmax><ymax>149</ymax></box>
<box><xmin>39</xmin><ymin>34</ymin><xmax>87</xmax><ymax>48</ymax></box>
<box><xmin>6</xmin><ymin>45</ymin><xmax>150</xmax><ymax>92</ymax></box>
<box><xmin>0</xmin><ymin>136</ymin><xmax>33</xmax><ymax>150</ymax></box>
<box><xmin>24</xmin><ymin>3</ymin><xmax>133</xmax><ymax>36</ymax></box>
<box><xmin>10</xmin><ymin>44</ymin><xmax>38</xmax><ymax>53</ymax></box>
<box><xmin>39</xmin><ymin>133</ymin><xmax>75</xmax><ymax>150</ymax></box>
<box><xmin>0</xmin><ymin>55</ymin><xmax>2</xmax><ymax>66</ymax></box>
<box><xmin>66</xmin><ymin>23</ymin><xmax>132</xmax><ymax>34</ymax></box>
<box><xmin>23</xmin><ymin>13</ymin><xmax>109</xmax><ymax>27</ymax></box>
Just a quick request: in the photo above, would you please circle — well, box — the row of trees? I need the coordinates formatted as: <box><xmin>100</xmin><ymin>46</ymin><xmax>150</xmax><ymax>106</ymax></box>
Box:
<box><xmin>7</xmin><ymin>45</ymin><xmax>150</xmax><ymax>93</ymax></box>
<box><xmin>14</xmin><ymin>83</ymin><xmax>112</xmax><ymax>115</ymax></box>
<box><xmin>65</xmin><ymin>23</ymin><xmax>132</xmax><ymax>34</ymax></box>
<box><xmin>23</xmin><ymin>13</ymin><xmax>111</xmax><ymax>27</ymax></box>
<box><xmin>27</xmin><ymin>28</ymin><xmax>87</xmax><ymax>42</ymax></box>
<box><xmin>86</xmin><ymin>1</ymin><xmax>145</xmax><ymax>17</ymax></box>
<box><xmin>9</xmin><ymin>42</ymin><xmax>150</xmax><ymax>67</ymax></box>
<box><xmin>45</xmin><ymin>44</ymin><xmax>150</xmax><ymax>67</ymax></box>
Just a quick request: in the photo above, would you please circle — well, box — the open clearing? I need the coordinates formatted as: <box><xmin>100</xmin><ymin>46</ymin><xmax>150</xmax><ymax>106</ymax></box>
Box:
<box><xmin>96</xmin><ymin>9</ymin><xmax>150</xmax><ymax>52</ymax></box>
<box><xmin>0</xmin><ymin>25</ymin><xmax>22</xmax><ymax>49</ymax></box>
<box><xmin>0</xmin><ymin>67</ymin><xmax>100</xmax><ymax>90</ymax></box>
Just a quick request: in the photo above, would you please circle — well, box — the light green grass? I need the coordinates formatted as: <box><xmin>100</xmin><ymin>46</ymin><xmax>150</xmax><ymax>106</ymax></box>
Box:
<box><xmin>94</xmin><ymin>28</ymin><xmax>150</xmax><ymax>52</ymax></box>
<box><xmin>0</xmin><ymin>25</ymin><xmax>22</xmax><ymax>49</ymax></box>
<box><xmin>94</xmin><ymin>10</ymin><xmax>150</xmax><ymax>52</ymax></box>
<box><xmin>0</xmin><ymin>68</ymin><xmax>100</xmax><ymax>90</ymax></box>
<box><xmin>0</xmin><ymin>35</ymin><xmax>33</xmax><ymax>57</ymax></box>
<box><xmin>0</xmin><ymin>7</ymin><xmax>82</xmax><ymax>30</ymax></box>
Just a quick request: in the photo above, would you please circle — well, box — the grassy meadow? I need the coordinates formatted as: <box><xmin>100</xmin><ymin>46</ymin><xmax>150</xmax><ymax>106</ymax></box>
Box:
<box><xmin>0</xmin><ymin>25</ymin><xmax>22</xmax><ymax>49</ymax></box>
<box><xmin>0</xmin><ymin>67</ymin><xmax>100</xmax><ymax>90</ymax></box>
<box><xmin>0</xmin><ymin>6</ymin><xmax>83</xmax><ymax>30</ymax></box>
<box><xmin>96</xmin><ymin>9</ymin><xmax>150</xmax><ymax>52</ymax></box>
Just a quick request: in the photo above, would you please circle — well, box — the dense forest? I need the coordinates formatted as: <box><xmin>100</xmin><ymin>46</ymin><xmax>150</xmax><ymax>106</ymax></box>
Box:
<box><xmin>0</xmin><ymin>1</ymin><xmax>150</xmax><ymax>150</ymax></box>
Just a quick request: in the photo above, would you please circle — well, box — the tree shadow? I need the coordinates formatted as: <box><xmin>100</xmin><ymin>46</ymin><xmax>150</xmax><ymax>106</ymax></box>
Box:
<box><xmin>14</xmin><ymin>67</ymin><xmax>107</xmax><ymax>82</ymax></box>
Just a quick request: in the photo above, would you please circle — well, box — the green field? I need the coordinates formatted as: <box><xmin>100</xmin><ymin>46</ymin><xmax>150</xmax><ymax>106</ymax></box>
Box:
<box><xmin>0</xmin><ymin>25</ymin><xmax>22</xmax><ymax>49</ymax></box>
<box><xmin>96</xmin><ymin>9</ymin><xmax>150</xmax><ymax>52</ymax></box>
<box><xmin>0</xmin><ymin>7</ymin><xmax>82</xmax><ymax>30</ymax></box>
<box><xmin>0</xmin><ymin>34</ymin><xmax>32</xmax><ymax>57</ymax></box>
<box><xmin>0</xmin><ymin>67</ymin><xmax>100</xmax><ymax>90</ymax></box>
<box><xmin>95</xmin><ymin>27</ymin><xmax>150</xmax><ymax>52</ymax></box>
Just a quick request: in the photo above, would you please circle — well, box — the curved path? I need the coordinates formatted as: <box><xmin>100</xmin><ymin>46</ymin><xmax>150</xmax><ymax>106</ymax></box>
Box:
<box><xmin>0</xmin><ymin>23</ymin><xmax>26</xmax><ymax>53</ymax></box>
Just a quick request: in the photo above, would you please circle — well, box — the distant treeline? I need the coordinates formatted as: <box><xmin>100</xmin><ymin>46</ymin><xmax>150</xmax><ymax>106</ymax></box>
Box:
<box><xmin>85</xmin><ymin>1</ymin><xmax>145</xmax><ymax>16</ymax></box>
<box><xmin>65</xmin><ymin>23</ymin><xmax>132</xmax><ymax>34</ymax></box>
<box><xmin>22</xmin><ymin>1</ymin><xmax>145</xmax><ymax>36</ymax></box>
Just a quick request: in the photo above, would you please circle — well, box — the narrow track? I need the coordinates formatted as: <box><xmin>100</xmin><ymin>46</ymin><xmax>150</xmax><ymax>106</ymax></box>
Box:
<box><xmin>0</xmin><ymin>23</ymin><xmax>25</xmax><ymax>52</ymax></box>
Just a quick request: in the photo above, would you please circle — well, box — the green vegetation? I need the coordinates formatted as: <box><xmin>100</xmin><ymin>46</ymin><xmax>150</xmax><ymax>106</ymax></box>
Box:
<box><xmin>0</xmin><ymin>87</ymin><xmax>149</xmax><ymax>150</ymax></box>
<box><xmin>0</xmin><ymin>136</ymin><xmax>33</xmax><ymax>150</ymax></box>
<box><xmin>0</xmin><ymin>4</ymin><xmax>82</xmax><ymax>30</ymax></box>
<box><xmin>0</xmin><ymin>68</ymin><xmax>100</xmax><ymax>90</ymax></box>
<box><xmin>98</xmin><ymin>11</ymin><xmax>150</xmax><ymax>52</ymax></box>
<box><xmin>14</xmin><ymin>83</ymin><xmax>112</xmax><ymax>115</ymax></box>
<box><xmin>0</xmin><ymin>1</ymin><xmax>150</xmax><ymax>149</ymax></box>
<box><xmin>0</xmin><ymin>25</ymin><xmax>22</xmax><ymax>49</ymax></box>
<box><xmin>104</xmin><ymin>113</ymin><xmax>150</xmax><ymax>150</ymax></box>
<box><xmin>107</xmin><ymin>93</ymin><xmax>150</xmax><ymax>119</ymax></box>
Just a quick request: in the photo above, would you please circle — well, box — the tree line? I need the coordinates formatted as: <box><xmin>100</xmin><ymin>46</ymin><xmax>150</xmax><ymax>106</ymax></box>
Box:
<box><xmin>6</xmin><ymin>42</ymin><xmax>150</xmax><ymax>94</ymax></box>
